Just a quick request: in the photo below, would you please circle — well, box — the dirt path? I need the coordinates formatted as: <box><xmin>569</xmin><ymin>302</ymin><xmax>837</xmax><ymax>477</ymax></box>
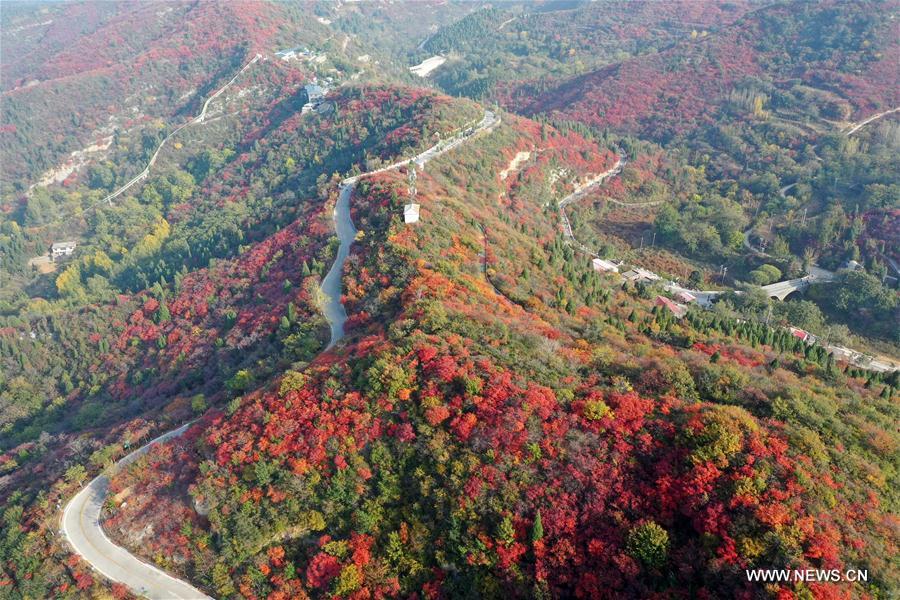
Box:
<box><xmin>34</xmin><ymin>54</ymin><xmax>262</xmax><ymax>232</ymax></box>
<box><xmin>557</xmin><ymin>155</ymin><xmax>626</xmax><ymax>256</ymax></box>
<box><xmin>845</xmin><ymin>106</ymin><xmax>900</xmax><ymax>136</ymax></box>
<box><xmin>499</xmin><ymin>150</ymin><xmax>531</xmax><ymax>180</ymax></box>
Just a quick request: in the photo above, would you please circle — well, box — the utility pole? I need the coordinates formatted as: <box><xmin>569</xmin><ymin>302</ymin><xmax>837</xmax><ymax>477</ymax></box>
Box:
<box><xmin>408</xmin><ymin>165</ymin><xmax>417</xmax><ymax>200</ymax></box>
<box><xmin>639</xmin><ymin>233</ymin><xmax>644</xmax><ymax>250</ymax></box>
<box><xmin>651</xmin><ymin>232</ymin><xmax>656</xmax><ymax>247</ymax></box>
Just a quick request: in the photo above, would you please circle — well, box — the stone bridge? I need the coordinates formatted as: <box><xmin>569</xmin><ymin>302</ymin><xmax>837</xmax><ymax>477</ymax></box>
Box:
<box><xmin>761</xmin><ymin>277</ymin><xmax>811</xmax><ymax>300</ymax></box>
<box><xmin>760</xmin><ymin>267</ymin><xmax>835</xmax><ymax>300</ymax></box>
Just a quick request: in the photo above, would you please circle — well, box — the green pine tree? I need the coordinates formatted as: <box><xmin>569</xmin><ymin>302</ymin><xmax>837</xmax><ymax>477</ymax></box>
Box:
<box><xmin>531</xmin><ymin>510</ymin><xmax>544</xmax><ymax>543</ymax></box>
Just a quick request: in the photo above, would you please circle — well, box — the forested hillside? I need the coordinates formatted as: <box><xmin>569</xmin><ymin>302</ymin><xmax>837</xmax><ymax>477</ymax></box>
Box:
<box><xmin>414</xmin><ymin>1</ymin><xmax>752</xmax><ymax>100</ymax></box>
<box><xmin>0</xmin><ymin>2</ymin><xmax>897</xmax><ymax>599</ymax></box>
<box><xmin>0</xmin><ymin>1</ymin><xmax>328</xmax><ymax>192</ymax></box>
<box><xmin>93</xmin><ymin>115</ymin><xmax>899</xmax><ymax>599</ymax></box>
<box><xmin>500</xmin><ymin>0</ymin><xmax>900</xmax><ymax>350</ymax></box>
<box><xmin>0</xmin><ymin>83</ymin><xmax>483</xmax><ymax>597</ymax></box>
<box><xmin>504</xmin><ymin>1</ymin><xmax>899</xmax><ymax>137</ymax></box>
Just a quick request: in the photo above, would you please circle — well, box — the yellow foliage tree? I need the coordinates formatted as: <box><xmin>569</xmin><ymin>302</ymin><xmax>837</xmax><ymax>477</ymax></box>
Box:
<box><xmin>56</xmin><ymin>264</ymin><xmax>85</xmax><ymax>299</ymax></box>
<box><xmin>131</xmin><ymin>217</ymin><xmax>171</xmax><ymax>259</ymax></box>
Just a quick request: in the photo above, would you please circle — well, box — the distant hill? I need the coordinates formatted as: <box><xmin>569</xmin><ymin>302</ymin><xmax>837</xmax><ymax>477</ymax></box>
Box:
<box><xmin>0</xmin><ymin>1</ymin><xmax>327</xmax><ymax>191</ymax></box>
<box><xmin>502</xmin><ymin>0</ymin><xmax>899</xmax><ymax>140</ymax></box>
<box><xmin>418</xmin><ymin>0</ymin><xmax>754</xmax><ymax>100</ymax></box>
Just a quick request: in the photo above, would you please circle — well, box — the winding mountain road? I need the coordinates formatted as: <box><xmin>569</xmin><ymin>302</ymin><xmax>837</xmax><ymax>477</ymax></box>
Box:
<box><xmin>61</xmin><ymin>423</ymin><xmax>210</xmax><ymax>600</ymax></box>
<box><xmin>342</xmin><ymin>109</ymin><xmax>499</xmax><ymax>185</ymax></box>
<box><xmin>320</xmin><ymin>183</ymin><xmax>358</xmax><ymax>348</ymax></box>
<box><xmin>98</xmin><ymin>54</ymin><xmax>263</xmax><ymax>207</ymax></box>
<box><xmin>743</xmin><ymin>104</ymin><xmax>900</xmax><ymax>256</ymax></box>
<box><xmin>37</xmin><ymin>53</ymin><xmax>262</xmax><ymax>234</ymax></box>
<box><xmin>60</xmin><ymin>108</ymin><xmax>499</xmax><ymax>599</ymax></box>
<box><xmin>558</xmin><ymin>155</ymin><xmax>626</xmax><ymax>256</ymax></box>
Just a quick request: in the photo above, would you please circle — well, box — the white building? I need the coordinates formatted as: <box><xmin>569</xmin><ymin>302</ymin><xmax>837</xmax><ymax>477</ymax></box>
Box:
<box><xmin>404</xmin><ymin>203</ymin><xmax>420</xmax><ymax>224</ymax></box>
<box><xmin>51</xmin><ymin>241</ymin><xmax>77</xmax><ymax>260</ymax></box>
<box><xmin>592</xmin><ymin>258</ymin><xmax>619</xmax><ymax>273</ymax></box>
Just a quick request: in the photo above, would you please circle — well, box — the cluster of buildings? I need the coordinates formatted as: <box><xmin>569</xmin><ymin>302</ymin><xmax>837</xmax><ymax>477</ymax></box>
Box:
<box><xmin>655</xmin><ymin>295</ymin><xmax>688</xmax><ymax>319</ymax></box>
<box><xmin>277</xmin><ymin>43</ymin><xmax>335</xmax><ymax>115</ymax></box>
<box><xmin>592</xmin><ymin>257</ymin><xmax>695</xmax><ymax>318</ymax></box>
<box><xmin>591</xmin><ymin>258</ymin><xmax>619</xmax><ymax>273</ymax></box>
<box><xmin>276</xmin><ymin>46</ymin><xmax>327</xmax><ymax>65</ymax></box>
<box><xmin>276</xmin><ymin>46</ymin><xmax>308</xmax><ymax>61</ymax></box>
<box><xmin>621</xmin><ymin>266</ymin><xmax>661</xmax><ymax>284</ymax></box>
<box><xmin>592</xmin><ymin>259</ymin><xmax>665</xmax><ymax>285</ymax></box>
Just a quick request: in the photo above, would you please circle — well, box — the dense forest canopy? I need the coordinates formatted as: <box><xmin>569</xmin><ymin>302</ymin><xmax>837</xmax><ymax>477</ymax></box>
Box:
<box><xmin>0</xmin><ymin>1</ymin><xmax>897</xmax><ymax>599</ymax></box>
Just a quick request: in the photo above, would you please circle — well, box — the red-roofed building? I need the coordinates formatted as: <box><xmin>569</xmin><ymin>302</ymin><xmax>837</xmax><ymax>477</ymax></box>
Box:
<box><xmin>656</xmin><ymin>296</ymin><xmax>687</xmax><ymax>318</ymax></box>
<box><xmin>789</xmin><ymin>326</ymin><xmax>812</xmax><ymax>342</ymax></box>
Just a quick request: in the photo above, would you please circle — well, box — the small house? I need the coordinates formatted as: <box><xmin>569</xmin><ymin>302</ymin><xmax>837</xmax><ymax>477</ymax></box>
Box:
<box><xmin>621</xmin><ymin>267</ymin><xmax>660</xmax><ymax>283</ymax></box>
<box><xmin>304</xmin><ymin>83</ymin><xmax>325</xmax><ymax>104</ymax></box>
<box><xmin>656</xmin><ymin>296</ymin><xmax>687</xmax><ymax>318</ymax></box>
<box><xmin>592</xmin><ymin>258</ymin><xmax>619</xmax><ymax>273</ymax></box>
<box><xmin>404</xmin><ymin>203</ymin><xmax>420</xmax><ymax>224</ymax></box>
<box><xmin>674</xmin><ymin>290</ymin><xmax>696</xmax><ymax>303</ymax></box>
<box><xmin>789</xmin><ymin>326</ymin><xmax>812</xmax><ymax>342</ymax></box>
<box><xmin>51</xmin><ymin>241</ymin><xmax>77</xmax><ymax>260</ymax></box>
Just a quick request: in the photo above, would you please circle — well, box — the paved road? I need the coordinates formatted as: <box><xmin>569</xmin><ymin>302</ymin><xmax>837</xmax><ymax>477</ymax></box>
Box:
<box><xmin>99</xmin><ymin>54</ymin><xmax>263</xmax><ymax>207</ymax></box>
<box><xmin>33</xmin><ymin>54</ymin><xmax>262</xmax><ymax>233</ymax></box>
<box><xmin>743</xmin><ymin>183</ymin><xmax>796</xmax><ymax>257</ymax></box>
<box><xmin>61</xmin><ymin>106</ymin><xmax>500</xmax><ymax>599</ymax></box>
<box><xmin>741</xmin><ymin>104</ymin><xmax>900</xmax><ymax>257</ymax></box>
<box><xmin>342</xmin><ymin>111</ymin><xmax>498</xmax><ymax>186</ymax></box>
<box><xmin>61</xmin><ymin>423</ymin><xmax>211</xmax><ymax>600</ymax></box>
<box><xmin>320</xmin><ymin>183</ymin><xmax>358</xmax><ymax>348</ymax></box>
<box><xmin>552</xmin><ymin>148</ymin><xmax>895</xmax><ymax>372</ymax></box>
<box><xmin>329</xmin><ymin>109</ymin><xmax>500</xmax><ymax>340</ymax></box>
